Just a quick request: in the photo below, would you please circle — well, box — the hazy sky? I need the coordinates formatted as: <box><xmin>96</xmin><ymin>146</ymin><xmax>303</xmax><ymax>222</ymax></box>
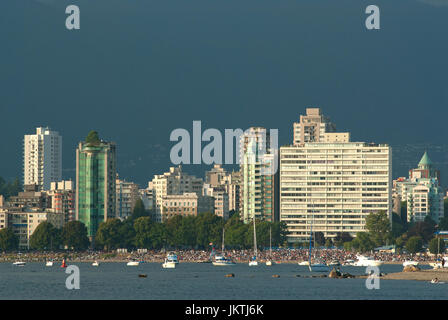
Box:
<box><xmin>1</xmin><ymin>0</ymin><xmax>447</xmax><ymax>186</ymax></box>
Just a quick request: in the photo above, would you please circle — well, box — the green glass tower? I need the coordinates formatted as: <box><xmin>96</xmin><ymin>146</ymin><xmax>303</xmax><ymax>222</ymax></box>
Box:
<box><xmin>75</xmin><ymin>131</ymin><xmax>116</xmax><ymax>238</ymax></box>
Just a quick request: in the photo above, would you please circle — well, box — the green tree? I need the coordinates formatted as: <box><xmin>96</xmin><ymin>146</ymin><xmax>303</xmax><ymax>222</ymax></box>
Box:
<box><xmin>405</xmin><ymin>236</ymin><xmax>423</xmax><ymax>254</ymax></box>
<box><xmin>438</xmin><ymin>215</ymin><xmax>448</xmax><ymax>231</ymax></box>
<box><xmin>351</xmin><ymin>232</ymin><xmax>375</xmax><ymax>252</ymax></box>
<box><xmin>129</xmin><ymin>199</ymin><xmax>149</xmax><ymax>221</ymax></box>
<box><xmin>334</xmin><ymin>232</ymin><xmax>353</xmax><ymax>247</ymax></box>
<box><xmin>61</xmin><ymin>221</ymin><xmax>90</xmax><ymax>251</ymax></box>
<box><xmin>165</xmin><ymin>215</ymin><xmax>185</xmax><ymax>248</ymax></box>
<box><xmin>224</xmin><ymin>214</ymin><xmax>249</xmax><ymax>249</ymax></box>
<box><xmin>407</xmin><ymin>221</ymin><xmax>435</xmax><ymax>243</ymax></box>
<box><xmin>400</xmin><ymin>201</ymin><xmax>408</xmax><ymax>223</ymax></box>
<box><xmin>0</xmin><ymin>228</ymin><xmax>19</xmax><ymax>251</ymax></box>
<box><xmin>134</xmin><ymin>216</ymin><xmax>153</xmax><ymax>248</ymax></box>
<box><xmin>195</xmin><ymin>212</ymin><xmax>223</xmax><ymax>249</ymax></box>
<box><xmin>0</xmin><ymin>177</ymin><xmax>21</xmax><ymax>199</ymax></box>
<box><xmin>95</xmin><ymin>218</ymin><xmax>124</xmax><ymax>250</ymax></box>
<box><xmin>118</xmin><ymin>220</ymin><xmax>136</xmax><ymax>249</ymax></box>
<box><xmin>365</xmin><ymin>211</ymin><xmax>391</xmax><ymax>246</ymax></box>
<box><xmin>29</xmin><ymin>221</ymin><xmax>61</xmax><ymax>251</ymax></box>
<box><xmin>391</xmin><ymin>212</ymin><xmax>407</xmax><ymax>238</ymax></box>
<box><xmin>85</xmin><ymin>130</ymin><xmax>100</xmax><ymax>144</ymax></box>
<box><xmin>148</xmin><ymin>222</ymin><xmax>167</xmax><ymax>249</ymax></box>
<box><xmin>428</xmin><ymin>237</ymin><xmax>446</xmax><ymax>255</ymax></box>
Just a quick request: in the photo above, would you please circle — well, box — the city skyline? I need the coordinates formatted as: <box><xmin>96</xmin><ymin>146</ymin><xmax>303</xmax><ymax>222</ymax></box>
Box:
<box><xmin>2</xmin><ymin>0</ymin><xmax>448</xmax><ymax>186</ymax></box>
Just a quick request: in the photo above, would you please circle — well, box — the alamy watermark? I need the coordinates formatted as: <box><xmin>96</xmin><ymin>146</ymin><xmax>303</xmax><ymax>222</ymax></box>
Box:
<box><xmin>65</xmin><ymin>265</ymin><xmax>80</xmax><ymax>290</ymax></box>
<box><xmin>365</xmin><ymin>266</ymin><xmax>380</xmax><ymax>290</ymax></box>
<box><xmin>169</xmin><ymin>121</ymin><xmax>278</xmax><ymax>175</ymax></box>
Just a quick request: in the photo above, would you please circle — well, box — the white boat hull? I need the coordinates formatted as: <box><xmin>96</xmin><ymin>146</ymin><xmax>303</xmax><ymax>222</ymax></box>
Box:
<box><xmin>298</xmin><ymin>261</ymin><xmax>309</xmax><ymax>266</ymax></box>
<box><xmin>45</xmin><ymin>262</ymin><xmax>53</xmax><ymax>267</ymax></box>
<box><xmin>309</xmin><ymin>264</ymin><xmax>330</xmax><ymax>272</ymax></box>
<box><xmin>13</xmin><ymin>262</ymin><xmax>26</xmax><ymax>266</ymax></box>
<box><xmin>403</xmin><ymin>261</ymin><xmax>418</xmax><ymax>267</ymax></box>
<box><xmin>127</xmin><ymin>262</ymin><xmax>139</xmax><ymax>266</ymax></box>
<box><xmin>266</xmin><ymin>261</ymin><xmax>272</xmax><ymax>266</ymax></box>
<box><xmin>249</xmin><ymin>261</ymin><xmax>258</xmax><ymax>266</ymax></box>
<box><xmin>213</xmin><ymin>261</ymin><xmax>235</xmax><ymax>266</ymax></box>
<box><xmin>92</xmin><ymin>262</ymin><xmax>99</xmax><ymax>267</ymax></box>
<box><xmin>162</xmin><ymin>262</ymin><xmax>176</xmax><ymax>269</ymax></box>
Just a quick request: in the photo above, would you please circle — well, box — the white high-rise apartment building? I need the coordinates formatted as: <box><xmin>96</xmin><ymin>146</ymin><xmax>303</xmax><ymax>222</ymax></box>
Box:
<box><xmin>280</xmin><ymin>109</ymin><xmax>391</xmax><ymax>243</ymax></box>
<box><xmin>240</xmin><ymin>127</ymin><xmax>277</xmax><ymax>223</ymax></box>
<box><xmin>24</xmin><ymin>127</ymin><xmax>62</xmax><ymax>191</ymax></box>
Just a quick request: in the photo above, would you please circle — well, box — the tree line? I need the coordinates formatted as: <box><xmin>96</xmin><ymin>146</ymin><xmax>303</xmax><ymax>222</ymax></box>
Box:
<box><xmin>0</xmin><ymin>199</ymin><xmax>288</xmax><ymax>252</ymax></box>
<box><xmin>0</xmin><ymin>176</ymin><xmax>21</xmax><ymax>200</ymax></box>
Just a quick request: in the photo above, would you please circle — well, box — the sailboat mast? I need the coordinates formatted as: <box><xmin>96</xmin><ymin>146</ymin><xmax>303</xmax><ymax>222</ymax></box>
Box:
<box><xmin>253</xmin><ymin>214</ymin><xmax>257</xmax><ymax>258</ymax></box>
<box><xmin>222</xmin><ymin>228</ymin><xmax>225</xmax><ymax>253</ymax></box>
<box><xmin>269</xmin><ymin>226</ymin><xmax>272</xmax><ymax>257</ymax></box>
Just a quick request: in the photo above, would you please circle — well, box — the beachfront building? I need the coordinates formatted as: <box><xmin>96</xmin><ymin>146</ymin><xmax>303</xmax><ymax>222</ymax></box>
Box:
<box><xmin>8</xmin><ymin>184</ymin><xmax>50</xmax><ymax>210</ymax></box>
<box><xmin>240</xmin><ymin>127</ymin><xmax>279</xmax><ymax>223</ymax></box>
<box><xmin>280</xmin><ymin>109</ymin><xmax>392</xmax><ymax>243</ymax></box>
<box><xmin>47</xmin><ymin>180</ymin><xmax>75</xmax><ymax>223</ymax></box>
<box><xmin>23</xmin><ymin>127</ymin><xmax>62</xmax><ymax>191</ymax></box>
<box><xmin>204</xmin><ymin>164</ymin><xmax>242</xmax><ymax>219</ymax></box>
<box><xmin>151</xmin><ymin>166</ymin><xmax>204</xmax><ymax>219</ymax></box>
<box><xmin>75</xmin><ymin>131</ymin><xmax>117</xmax><ymax>238</ymax></box>
<box><xmin>203</xmin><ymin>184</ymin><xmax>230</xmax><ymax>220</ymax></box>
<box><xmin>161</xmin><ymin>193</ymin><xmax>214</xmax><ymax>221</ymax></box>
<box><xmin>116</xmin><ymin>175</ymin><xmax>140</xmax><ymax>219</ymax></box>
<box><xmin>393</xmin><ymin>152</ymin><xmax>444</xmax><ymax>223</ymax></box>
<box><xmin>0</xmin><ymin>207</ymin><xmax>65</xmax><ymax>249</ymax></box>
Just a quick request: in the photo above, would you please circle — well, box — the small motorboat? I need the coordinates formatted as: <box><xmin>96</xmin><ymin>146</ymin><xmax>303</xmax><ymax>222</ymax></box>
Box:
<box><xmin>127</xmin><ymin>261</ymin><xmax>139</xmax><ymax>266</ymax></box>
<box><xmin>309</xmin><ymin>263</ymin><xmax>330</xmax><ymax>272</ymax></box>
<box><xmin>162</xmin><ymin>258</ymin><xmax>176</xmax><ymax>269</ymax></box>
<box><xmin>92</xmin><ymin>261</ymin><xmax>100</xmax><ymax>267</ymax></box>
<box><xmin>45</xmin><ymin>261</ymin><xmax>53</xmax><ymax>267</ymax></box>
<box><xmin>266</xmin><ymin>260</ymin><xmax>273</xmax><ymax>266</ymax></box>
<box><xmin>298</xmin><ymin>261</ymin><xmax>309</xmax><ymax>266</ymax></box>
<box><xmin>61</xmin><ymin>259</ymin><xmax>67</xmax><ymax>268</ymax></box>
<box><xmin>212</xmin><ymin>255</ymin><xmax>236</xmax><ymax>266</ymax></box>
<box><xmin>13</xmin><ymin>261</ymin><xmax>26</xmax><ymax>266</ymax></box>
<box><xmin>353</xmin><ymin>255</ymin><xmax>383</xmax><ymax>267</ymax></box>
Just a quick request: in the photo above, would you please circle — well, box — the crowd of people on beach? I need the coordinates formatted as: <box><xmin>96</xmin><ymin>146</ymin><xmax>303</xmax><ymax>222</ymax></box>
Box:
<box><xmin>0</xmin><ymin>248</ymin><xmax>441</xmax><ymax>264</ymax></box>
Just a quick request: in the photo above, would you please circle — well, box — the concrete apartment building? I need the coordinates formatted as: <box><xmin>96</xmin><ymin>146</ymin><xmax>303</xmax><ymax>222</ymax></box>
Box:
<box><xmin>203</xmin><ymin>183</ymin><xmax>230</xmax><ymax>220</ymax></box>
<box><xmin>161</xmin><ymin>193</ymin><xmax>214</xmax><ymax>221</ymax></box>
<box><xmin>47</xmin><ymin>180</ymin><xmax>75</xmax><ymax>223</ymax></box>
<box><xmin>116</xmin><ymin>175</ymin><xmax>140</xmax><ymax>220</ymax></box>
<box><xmin>293</xmin><ymin>108</ymin><xmax>338</xmax><ymax>145</ymax></box>
<box><xmin>280</xmin><ymin>108</ymin><xmax>392</xmax><ymax>242</ymax></box>
<box><xmin>24</xmin><ymin>127</ymin><xmax>62</xmax><ymax>191</ymax></box>
<box><xmin>151</xmin><ymin>166</ymin><xmax>204</xmax><ymax>221</ymax></box>
<box><xmin>393</xmin><ymin>152</ymin><xmax>444</xmax><ymax>223</ymax></box>
<box><xmin>0</xmin><ymin>207</ymin><xmax>64</xmax><ymax>249</ymax></box>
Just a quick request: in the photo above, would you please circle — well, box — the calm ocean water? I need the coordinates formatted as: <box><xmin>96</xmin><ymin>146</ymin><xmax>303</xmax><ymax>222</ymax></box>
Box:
<box><xmin>0</xmin><ymin>263</ymin><xmax>446</xmax><ymax>300</ymax></box>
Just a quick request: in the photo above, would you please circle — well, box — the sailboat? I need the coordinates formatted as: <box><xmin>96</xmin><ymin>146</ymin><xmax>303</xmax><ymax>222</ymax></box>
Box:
<box><xmin>308</xmin><ymin>206</ymin><xmax>329</xmax><ymax>272</ymax></box>
<box><xmin>213</xmin><ymin>228</ymin><xmax>235</xmax><ymax>266</ymax></box>
<box><xmin>266</xmin><ymin>226</ymin><xmax>273</xmax><ymax>266</ymax></box>
<box><xmin>249</xmin><ymin>215</ymin><xmax>258</xmax><ymax>266</ymax></box>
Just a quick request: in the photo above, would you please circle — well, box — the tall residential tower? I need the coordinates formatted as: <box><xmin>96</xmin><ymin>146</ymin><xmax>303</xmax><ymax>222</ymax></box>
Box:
<box><xmin>23</xmin><ymin>127</ymin><xmax>62</xmax><ymax>190</ymax></box>
<box><xmin>75</xmin><ymin>131</ymin><xmax>116</xmax><ymax>238</ymax></box>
